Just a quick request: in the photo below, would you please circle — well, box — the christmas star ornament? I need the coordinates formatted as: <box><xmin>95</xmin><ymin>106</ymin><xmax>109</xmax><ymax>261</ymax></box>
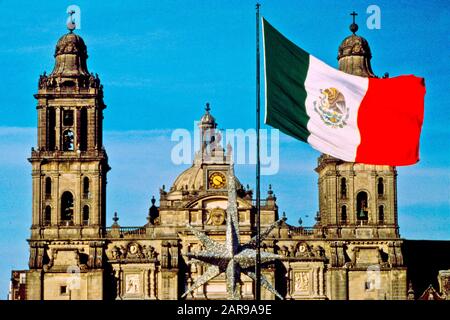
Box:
<box><xmin>182</xmin><ymin>164</ymin><xmax>283</xmax><ymax>300</ymax></box>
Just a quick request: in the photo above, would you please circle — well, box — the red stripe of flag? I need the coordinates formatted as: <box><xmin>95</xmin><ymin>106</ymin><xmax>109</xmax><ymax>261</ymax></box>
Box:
<box><xmin>355</xmin><ymin>75</ymin><xmax>425</xmax><ymax>166</ymax></box>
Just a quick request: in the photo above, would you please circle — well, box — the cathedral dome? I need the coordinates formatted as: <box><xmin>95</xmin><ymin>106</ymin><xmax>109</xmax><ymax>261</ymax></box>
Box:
<box><xmin>171</xmin><ymin>165</ymin><xmax>204</xmax><ymax>191</ymax></box>
<box><xmin>54</xmin><ymin>32</ymin><xmax>87</xmax><ymax>58</ymax></box>
<box><xmin>50</xmin><ymin>32</ymin><xmax>89</xmax><ymax>77</ymax></box>
<box><xmin>338</xmin><ymin>34</ymin><xmax>372</xmax><ymax>60</ymax></box>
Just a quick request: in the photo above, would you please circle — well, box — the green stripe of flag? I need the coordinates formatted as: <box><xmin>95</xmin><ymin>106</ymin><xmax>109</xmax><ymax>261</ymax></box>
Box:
<box><xmin>263</xmin><ymin>18</ymin><xmax>310</xmax><ymax>142</ymax></box>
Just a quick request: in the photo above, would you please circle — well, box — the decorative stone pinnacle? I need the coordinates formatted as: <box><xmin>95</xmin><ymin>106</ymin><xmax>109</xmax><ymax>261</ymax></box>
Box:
<box><xmin>112</xmin><ymin>212</ymin><xmax>119</xmax><ymax>223</ymax></box>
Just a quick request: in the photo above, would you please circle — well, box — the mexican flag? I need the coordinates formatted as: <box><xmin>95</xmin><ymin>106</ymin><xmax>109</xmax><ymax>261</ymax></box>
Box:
<box><xmin>262</xmin><ymin>18</ymin><xmax>425</xmax><ymax>166</ymax></box>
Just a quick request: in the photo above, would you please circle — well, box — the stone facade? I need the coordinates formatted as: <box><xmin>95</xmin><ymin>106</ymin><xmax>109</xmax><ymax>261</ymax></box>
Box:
<box><xmin>8</xmin><ymin>24</ymin><xmax>447</xmax><ymax>300</ymax></box>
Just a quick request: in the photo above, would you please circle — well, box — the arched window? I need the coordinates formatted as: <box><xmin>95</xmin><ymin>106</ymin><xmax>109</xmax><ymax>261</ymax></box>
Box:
<box><xmin>341</xmin><ymin>205</ymin><xmax>347</xmax><ymax>222</ymax></box>
<box><xmin>378</xmin><ymin>177</ymin><xmax>384</xmax><ymax>196</ymax></box>
<box><xmin>45</xmin><ymin>177</ymin><xmax>52</xmax><ymax>198</ymax></box>
<box><xmin>83</xmin><ymin>177</ymin><xmax>90</xmax><ymax>198</ymax></box>
<box><xmin>340</xmin><ymin>177</ymin><xmax>347</xmax><ymax>198</ymax></box>
<box><xmin>356</xmin><ymin>191</ymin><xmax>369</xmax><ymax>220</ymax></box>
<box><xmin>82</xmin><ymin>205</ymin><xmax>89</xmax><ymax>225</ymax></box>
<box><xmin>379</xmin><ymin>205</ymin><xmax>385</xmax><ymax>223</ymax></box>
<box><xmin>62</xmin><ymin>130</ymin><xmax>74</xmax><ymax>151</ymax></box>
<box><xmin>44</xmin><ymin>206</ymin><xmax>51</xmax><ymax>226</ymax></box>
<box><xmin>61</xmin><ymin>191</ymin><xmax>74</xmax><ymax>224</ymax></box>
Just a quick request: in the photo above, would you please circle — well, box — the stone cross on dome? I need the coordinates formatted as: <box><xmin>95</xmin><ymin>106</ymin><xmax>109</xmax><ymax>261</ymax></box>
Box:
<box><xmin>350</xmin><ymin>11</ymin><xmax>359</xmax><ymax>34</ymax></box>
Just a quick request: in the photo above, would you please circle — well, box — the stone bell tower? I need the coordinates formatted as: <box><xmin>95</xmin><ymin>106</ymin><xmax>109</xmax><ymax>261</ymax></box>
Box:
<box><xmin>26</xmin><ymin>25</ymin><xmax>109</xmax><ymax>299</ymax></box>
<box><xmin>315</xmin><ymin>14</ymin><xmax>406</xmax><ymax>300</ymax></box>
<box><xmin>316</xmin><ymin>15</ymin><xmax>399</xmax><ymax>240</ymax></box>
<box><xmin>30</xmin><ymin>29</ymin><xmax>109</xmax><ymax>238</ymax></box>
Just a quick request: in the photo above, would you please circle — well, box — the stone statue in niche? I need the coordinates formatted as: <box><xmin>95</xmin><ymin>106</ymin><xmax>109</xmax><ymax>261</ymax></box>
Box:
<box><xmin>95</xmin><ymin>247</ymin><xmax>103</xmax><ymax>267</ymax></box>
<box><xmin>119</xmin><ymin>245</ymin><xmax>127</xmax><ymax>259</ymax></box>
<box><xmin>38</xmin><ymin>73</ymin><xmax>48</xmax><ymax>89</ymax></box>
<box><xmin>314</xmin><ymin>245</ymin><xmax>325</xmax><ymax>257</ymax></box>
<box><xmin>143</xmin><ymin>245</ymin><xmax>157</xmax><ymax>260</ymax></box>
<box><xmin>89</xmin><ymin>73</ymin><xmax>96</xmax><ymax>87</ymax></box>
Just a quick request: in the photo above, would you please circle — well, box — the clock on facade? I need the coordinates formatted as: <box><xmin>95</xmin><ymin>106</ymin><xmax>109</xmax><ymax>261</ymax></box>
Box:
<box><xmin>209</xmin><ymin>172</ymin><xmax>226</xmax><ymax>189</ymax></box>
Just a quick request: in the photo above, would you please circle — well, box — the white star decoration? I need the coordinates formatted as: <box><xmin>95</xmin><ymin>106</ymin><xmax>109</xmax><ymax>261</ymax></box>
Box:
<box><xmin>182</xmin><ymin>164</ymin><xmax>283</xmax><ymax>300</ymax></box>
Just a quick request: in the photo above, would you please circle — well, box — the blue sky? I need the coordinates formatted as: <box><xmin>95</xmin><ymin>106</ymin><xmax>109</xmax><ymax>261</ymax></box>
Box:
<box><xmin>0</xmin><ymin>0</ymin><xmax>449</xmax><ymax>298</ymax></box>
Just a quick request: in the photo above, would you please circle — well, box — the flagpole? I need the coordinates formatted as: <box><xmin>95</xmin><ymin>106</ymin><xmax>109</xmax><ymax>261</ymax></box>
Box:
<box><xmin>255</xmin><ymin>2</ymin><xmax>262</xmax><ymax>301</ymax></box>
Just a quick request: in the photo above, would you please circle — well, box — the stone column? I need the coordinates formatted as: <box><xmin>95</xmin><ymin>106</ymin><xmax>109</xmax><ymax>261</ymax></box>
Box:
<box><xmin>327</xmin><ymin>173</ymin><xmax>337</xmax><ymax>225</ymax></box>
<box><xmin>349</xmin><ymin>170</ymin><xmax>356</xmax><ymax>225</ymax></box>
<box><xmin>149</xmin><ymin>265</ymin><xmax>156</xmax><ymax>299</ymax></box>
<box><xmin>319</xmin><ymin>266</ymin><xmax>324</xmax><ymax>296</ymax></box>
<box><xmin>314</xmin><ymin>267</ymin><xmax>319</xmax><ymax>296</ymax></box>
<box><xmin>38</xmin><ymin>107</ymin><xmax>47</xmax><ymax>149</ymax></box>
<box><xmin>87</xmin><ymin>107</ymin><xmax>95</xmax><ymax>150</ymax></box>
<box><xmin>31</xmin><ymin>172</ymin><xmax>40</xmax><ymax>227</ymax></box>
<box><xmin>74</xmin><ymin>172</ymin><xmax>81</xmax><ymax>226</ymax></box>
<box><xmin>55</xmin><ymin>108</ymin><xmax>61</xmax><ymax>150</ymax></box>
<box><xmin>55</xmin><ymin>171</ymin><xmax>60</xmax><ymax>226</ymax></box>
<box><xmin>144</xmin><ymin>269</ymin><xmax>150</xmax><ymax>300</ymax></box>
<box><xmin>369</xmin><ymin>170</ymin><xmax>378</xmax><ymax>225</ymax></box>
<box><xmin>75</xmin><ymin>108</ymin><xmax>80</xmax><ymax>150</ymax></box>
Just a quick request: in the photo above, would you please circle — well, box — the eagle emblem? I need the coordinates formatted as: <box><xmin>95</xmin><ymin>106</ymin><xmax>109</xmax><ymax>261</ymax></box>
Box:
<box><xmin>313</xmin><ymin>87</ymin><xmax>349</xmax><ymax>128</ymax></box>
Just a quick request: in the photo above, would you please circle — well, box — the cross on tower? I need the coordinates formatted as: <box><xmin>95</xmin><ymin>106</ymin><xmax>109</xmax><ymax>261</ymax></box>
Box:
<box><xmin>349</xmin><ymin>11</ymin><xmax>359</xmax><ymax>34</ymax></box>
<box><xmin>350</xmin><ymin>11</ymin><xmax>358</xmax><ymax>24</ymax></box>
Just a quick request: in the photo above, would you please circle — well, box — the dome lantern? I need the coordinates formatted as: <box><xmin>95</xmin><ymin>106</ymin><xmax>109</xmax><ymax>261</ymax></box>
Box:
<box><xmin>199</xmin><ymin>102</ymin><xmax>217</xmax><ymax>129</ymax></box>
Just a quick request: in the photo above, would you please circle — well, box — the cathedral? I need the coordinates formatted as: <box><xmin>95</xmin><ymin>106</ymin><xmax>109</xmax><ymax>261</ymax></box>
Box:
<box><xmin>8</xmin><ymin>20</ymin><xmax>450</xmax><ymax>300</ymax></box>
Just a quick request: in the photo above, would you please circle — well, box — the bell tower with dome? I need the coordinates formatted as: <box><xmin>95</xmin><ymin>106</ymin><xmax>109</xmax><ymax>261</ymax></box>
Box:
<box><xmin>26</xmin><ymin>25</ymin><xmax>109</xmax><ymax>299</ymax></box>
<box><xmin>316</xmin><ymin>13</ymin><xmax>400</xmax><ymax>239</ymax></box>
<box><xmin>314</xmin><ymin>13</ymin><xmax>406</xmax><ymax>300</ymax></box>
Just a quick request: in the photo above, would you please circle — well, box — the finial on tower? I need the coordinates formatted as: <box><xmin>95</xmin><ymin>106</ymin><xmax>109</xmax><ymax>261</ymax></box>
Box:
<box><xmin>350</xmin><ymin>11</ymin><xmax>359</xmax><ymax>34</ymax></box>
<box><xmin>205</xmin><ymin>102</ymin><xmax>211</xmax><ymax>113</ymax></box>
<box><xmin>67</xmin><ymin>9</ymin><xmax>76</xmax><ymax>33</ymax></box>
<box><xmin>112</xmin><ymin>211</ymin><xmax>119</xmax><ymax>227</ymax></box>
